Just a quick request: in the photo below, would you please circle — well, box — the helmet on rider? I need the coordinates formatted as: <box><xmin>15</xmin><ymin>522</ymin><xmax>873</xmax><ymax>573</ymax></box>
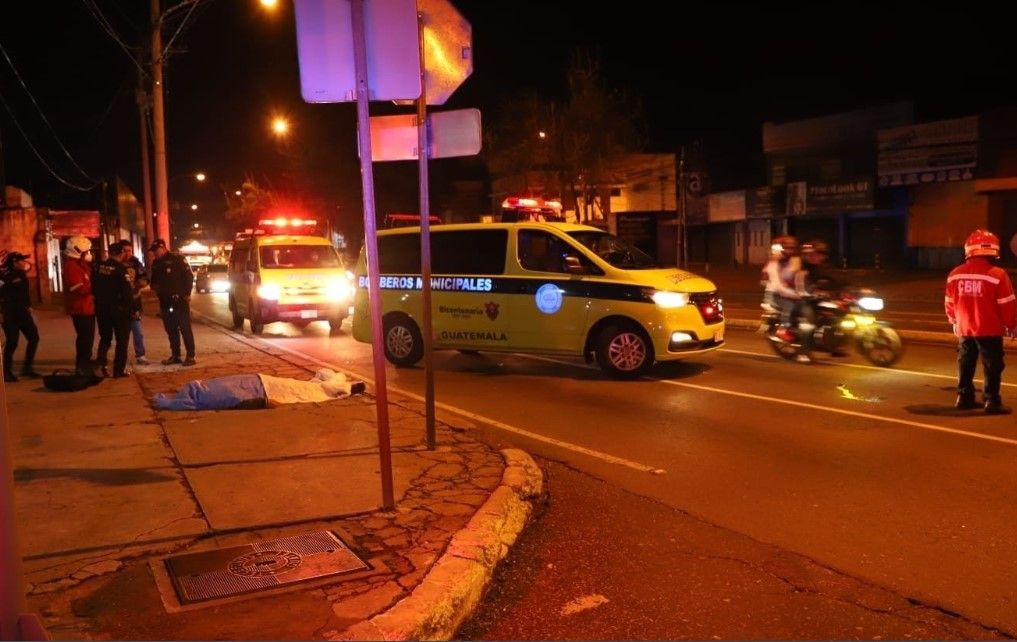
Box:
<box><xmin>64</xmin><ymin>235</ymin><xmax>93</xmax><ymax>260</ymax></box>
<box><xmin>963</xmin><ymin>229</ymin><xmax>1000</xmax><ymax>259</ymax></box>
<box><xmin>771</xmin><ymin>235</ymin><xmax>798</xmax><ymax>260</ymax></box>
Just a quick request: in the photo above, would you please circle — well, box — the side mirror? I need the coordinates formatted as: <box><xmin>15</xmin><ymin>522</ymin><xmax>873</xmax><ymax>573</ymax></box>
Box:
<box><xmin>564</xmin><ymin>255</ymin><xmax>584</xmax><ymax>275</ymax></box>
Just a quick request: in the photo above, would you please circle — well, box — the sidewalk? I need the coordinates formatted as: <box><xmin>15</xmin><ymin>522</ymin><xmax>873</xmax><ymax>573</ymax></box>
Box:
<box><xmin>6</xmin><ymin>305</ymin><xmax>543</xmax><ymax>640</ymax></box>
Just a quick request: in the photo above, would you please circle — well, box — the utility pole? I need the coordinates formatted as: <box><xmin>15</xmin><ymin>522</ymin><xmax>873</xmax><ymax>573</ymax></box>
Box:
<box><xmin>0</xmin><ymin>124</ymin><xmax>6</xmax><ymax>208</ymax></box>
<box><xmin>678</xmin><ymin>145</ymin><xmax>688</xmax><ymax>269</ymax></box>
<box><xmin>151</xmin><ymin>0</ymin><xmax>171</xmax><ymax>249</ymax></box>
<box><xmin>136</xmin><ymin>62</ymin><xmax>154</xmax><ymax>247</ymax></box>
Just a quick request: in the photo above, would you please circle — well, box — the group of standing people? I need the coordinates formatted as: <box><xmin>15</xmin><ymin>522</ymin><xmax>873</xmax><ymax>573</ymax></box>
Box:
<box><xmin>0</xmin><ymin>236</ymin><xmax>196</xmax><ymax>382</ymax></box>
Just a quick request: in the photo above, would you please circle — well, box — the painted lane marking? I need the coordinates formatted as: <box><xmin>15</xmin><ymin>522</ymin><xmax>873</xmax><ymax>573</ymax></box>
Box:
<box><xmin>194</xmin><ymin>310</ymin><xmax>665</xmax><ymax>475</ymax></box>
<box><xmin>718</xmin><ymin>347</ymin><xmax>1017</xmax><ymax>388</ymax></box>
<box><xmin>521</xmin><ymin>354</ymin><xmax>1017</xmax><ymax>447</ymax></box>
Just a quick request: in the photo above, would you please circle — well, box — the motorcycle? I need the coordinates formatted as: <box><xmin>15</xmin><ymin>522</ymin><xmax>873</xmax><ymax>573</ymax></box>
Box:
<box><xmin>760</xmin><ymin>287</ymin><xmax>904</xmax><ymax>367</ymax></box>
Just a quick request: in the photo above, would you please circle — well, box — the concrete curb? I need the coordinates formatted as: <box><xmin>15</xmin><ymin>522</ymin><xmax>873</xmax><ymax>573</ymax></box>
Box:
<box><xmin>724</xmin><ymin>317</ymin><xmax>960</xmax><ymax>347</ymax></box>
<box><xmin>336</xmin><ymin>448</ymin><xmax>544</xmax><ymax>641</ymax></box>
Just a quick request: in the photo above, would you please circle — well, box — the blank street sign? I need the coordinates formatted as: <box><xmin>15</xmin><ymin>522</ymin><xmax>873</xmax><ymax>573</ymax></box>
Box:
<box><xmin>368</xmin><ymin>108</ymin><xmax>482</xmax><ymax>161</ymax></box>
<box><xmin>294</xmin><ymin>0</ymin><xmax>421</xmax><ymax>103</ymax></box>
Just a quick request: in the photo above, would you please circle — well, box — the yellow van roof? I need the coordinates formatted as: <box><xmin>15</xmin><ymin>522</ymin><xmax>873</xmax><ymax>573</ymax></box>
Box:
<box><xmin>376</xmin><ymin>221</ymin><xmax>602</xmax><ymax>235</ymax></box>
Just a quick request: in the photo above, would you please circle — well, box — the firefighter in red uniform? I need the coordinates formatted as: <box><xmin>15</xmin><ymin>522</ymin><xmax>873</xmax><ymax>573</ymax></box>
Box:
<box><xmin>945</xmin><ymin>229</ymin><xmax>1017</xmax><ymax>413</ymax></box>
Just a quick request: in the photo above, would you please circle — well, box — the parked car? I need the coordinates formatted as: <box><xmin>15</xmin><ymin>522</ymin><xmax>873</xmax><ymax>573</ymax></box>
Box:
<box><xmin>195</xmin><ymin>263</ymin><xmax>230</xmax><ymax>293</ymax></box>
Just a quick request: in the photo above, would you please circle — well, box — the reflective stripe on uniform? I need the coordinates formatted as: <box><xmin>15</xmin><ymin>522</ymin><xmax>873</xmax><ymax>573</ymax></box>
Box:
<box><xmin>947</xmin><ymin>273</ymin><xmax>1001</xmax><ymax>285</ymax></box>
<box><xmin>999</xmin><ymin>294</ymin><xmax>1017</xmax><ymax>304</ymax></box>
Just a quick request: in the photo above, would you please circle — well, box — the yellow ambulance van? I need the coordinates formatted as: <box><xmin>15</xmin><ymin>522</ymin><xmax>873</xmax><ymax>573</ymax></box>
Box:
<box><xmin>228</xmin><ymin>219</ymin><xmax>352</xmax><ymax>334</ymax></box>
<box><xmin>352</xmin><ymin>221</ymin><xmax>724</xmax><ymax>379</ymax></box>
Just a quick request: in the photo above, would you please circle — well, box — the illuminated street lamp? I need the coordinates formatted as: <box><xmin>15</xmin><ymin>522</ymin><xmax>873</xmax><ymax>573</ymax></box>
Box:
<box><xmin>259</xmin><ymin>0</ymin><xmax>279</xmax><ymax>8</ymax></box>
<box><xmin>271</xmin><ymin>116</ymin><xmax>290</xmax><ymax>137</ymax></box>
<box><xmin>195</xmin><ymin>172</ymin><xmax>206</xmax><ymax>182</ymax></box>
<box><xmin>190</xmin><ymin>204</ymin><xmax>198</xmax><ymax>211</ymax></box>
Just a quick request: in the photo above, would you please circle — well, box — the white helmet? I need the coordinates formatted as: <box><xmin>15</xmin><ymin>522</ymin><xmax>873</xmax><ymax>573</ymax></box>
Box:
<box><xmin>64</xmin><ymin>235</ymin><xmax>93</xmax><ymax>259</ymax></box>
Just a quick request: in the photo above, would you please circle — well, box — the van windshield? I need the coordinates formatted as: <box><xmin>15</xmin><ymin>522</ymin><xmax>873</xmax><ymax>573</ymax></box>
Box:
<box><xmin>259</xmin><ymin>245</ymin><xmax>341</xmax><ymax>269</ymax></box>
<box><xmin>567</xmin><ymin>231</ymin><xmax>658</xmax><ymax>269</ymax></box>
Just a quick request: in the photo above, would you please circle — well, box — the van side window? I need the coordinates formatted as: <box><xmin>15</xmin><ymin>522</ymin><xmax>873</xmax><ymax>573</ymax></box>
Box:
<box><xmin>432</xmin><ymin>230</ymin><xmax>506</xmax><ymax>274</ymax></box>
<box><xmin>378</xmin><ymin>230</ymin><xmax>507</xmax><ymax>275</ymax></box>
<box><xmin>518</xmin><ymin>230</ymin><xmax>589</xmax><ymax>274</ymax></box>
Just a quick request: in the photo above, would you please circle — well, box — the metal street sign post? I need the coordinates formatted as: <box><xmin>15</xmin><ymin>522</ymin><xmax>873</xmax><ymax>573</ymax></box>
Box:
<box><xmin>295</xmin><ymin>0</ymin><xmax>472</xmax><ymax>458</ymax></box>
<box><xmin>295</xmin><ymin>0</ymin><xmax>422</xmax><ymax>510</ymax></box>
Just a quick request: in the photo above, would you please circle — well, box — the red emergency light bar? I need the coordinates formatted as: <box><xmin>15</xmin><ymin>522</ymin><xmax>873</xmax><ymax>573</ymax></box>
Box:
<box><xmin>258</xmin><ymin>218</ymin><xmax>318</xmax><ymax>228</ymax></box>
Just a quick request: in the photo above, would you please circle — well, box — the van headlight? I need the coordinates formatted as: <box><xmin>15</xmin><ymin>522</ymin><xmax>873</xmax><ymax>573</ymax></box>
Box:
<box><xmin>257</xmin><ymin>283</ymin><xmax>281</xmax><ymax>300</ymax></box>
<box><xmin>651</xmin><ymin>290</ymin><xmax>690</xmax><ymax>308</ymax></box>
<box><xmin>326</xmin><ymin>278</ymin><xmax>350</xmax><ymax>301</ymax></box>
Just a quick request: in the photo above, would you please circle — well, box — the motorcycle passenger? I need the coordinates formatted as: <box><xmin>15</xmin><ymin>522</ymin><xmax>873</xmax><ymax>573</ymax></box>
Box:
<box><xmin>794</xmin><ymin>240</ymin><xmax>846</xmax><ymax>358</ymax></box>
<box><xmin>761</xmin><ymin>235</ymin><xmax>801</xmax><ymax>343</ymax></box>
<box><xmin>945</xmin><ymin>229</ymin><xmax>1017</xmax><ymax>414</ymax></box>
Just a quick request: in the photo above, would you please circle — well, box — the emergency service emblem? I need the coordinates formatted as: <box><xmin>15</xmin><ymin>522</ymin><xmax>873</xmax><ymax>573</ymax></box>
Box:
<box><xmin>484</xmin><ymin>301</ymin><xmax>500</xmax><ymax>320</ymax></box>
<box><xmin>536</xmin><ymin>283</ymin><xmax>563</xmax><ymax>314</ymax></box>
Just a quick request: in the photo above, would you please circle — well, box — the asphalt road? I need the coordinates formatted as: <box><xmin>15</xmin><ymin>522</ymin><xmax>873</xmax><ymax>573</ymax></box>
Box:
<box><xmin>193</xmin><ymin>292</ymin><xmax>1017</xmax><ymax>636</ymax></box>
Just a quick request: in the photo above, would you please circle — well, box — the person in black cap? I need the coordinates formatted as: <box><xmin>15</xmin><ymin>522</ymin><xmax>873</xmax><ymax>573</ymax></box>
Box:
<box><xmin>0</xmin><ymin>251</ymin><xmax>41</xmax><ymax>381</ymax></box>
<box><xmin>93</xmin><ymin>242</ymin><xmax>134</xmax><ymax>378</ymax></box>
<box><xmin>148</xmin><ymin>239</ymin><xmax>196</xmax><ymax>366</ymax></box>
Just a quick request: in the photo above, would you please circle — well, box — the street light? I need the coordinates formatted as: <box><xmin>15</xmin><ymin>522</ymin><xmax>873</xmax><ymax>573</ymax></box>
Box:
<box><xmin>271</xmin><ymin>116</ymin><xmax>290</xmax><ymax>137</ymax></box>
<box><xmin>190</xmin><ymin>204</ymin><xmax>198</xmax><ymax>211</ymax></box>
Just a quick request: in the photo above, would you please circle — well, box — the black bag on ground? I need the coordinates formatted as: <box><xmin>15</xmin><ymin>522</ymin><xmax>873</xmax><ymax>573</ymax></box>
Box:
<box><xmin>43</xmin><ymin>369</ymin><xmax>102</xmax><ymax>392</ymax></box>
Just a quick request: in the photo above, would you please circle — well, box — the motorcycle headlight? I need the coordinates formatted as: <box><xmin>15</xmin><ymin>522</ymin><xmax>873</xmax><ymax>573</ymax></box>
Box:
<box><xmin>257</xmin><ymin>283</ymin><xmax>281</xmax><ymax>300</ymax></box>
<box><xmin>651</xmin><ymin>290</ymin><xmax>690</xmax><ymax>309</ymax></box>
<box><xmin>858</xmin><ymin>296</ymin><xmax>884</xmax><ymax>311</ymax></box>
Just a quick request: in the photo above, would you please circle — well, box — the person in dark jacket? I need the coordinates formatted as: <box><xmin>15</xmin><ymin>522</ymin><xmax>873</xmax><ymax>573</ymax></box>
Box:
<box><xmin>149</xmin><ymin>239</ymin><xmax>196</xmax><ymax>366</ymax></box>
<box><xmin>1</xmin><ymin>252</ymin><xmax>41</xmax><ymax>381</ymax></box>
<box><xmin>118</xmin><ymin>240</ymin><xmax>150</xmax><ymax>365</ymax></box>
<box><xmin>93</xmin><ymin>242</ymin><xmax>134</xmax><ymax>378</ymax></box>
<box><xmin>62</xmin><ymin>235</ymin><xmax>96</xmax><ymax>375</ymax></box>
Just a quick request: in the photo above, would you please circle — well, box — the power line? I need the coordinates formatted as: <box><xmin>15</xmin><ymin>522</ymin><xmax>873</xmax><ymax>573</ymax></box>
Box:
<box><xmin>162</xmin><ymin>0</ymin><xmax>203</xmax><ymax>62</ymax></box>
<box><xmin>80</xmin><ymin>0</ymin><xmax>148</xmax><ymax>77</ymax></box>
<box><xmin>0</xmin><ymin>41</ymin><xmax>98</xmax><ymax>185</ymax></box>
<box><xmin>0</xmin><ymin>87</ymin><xmax>94</xmax><ymax>192</ymax></box>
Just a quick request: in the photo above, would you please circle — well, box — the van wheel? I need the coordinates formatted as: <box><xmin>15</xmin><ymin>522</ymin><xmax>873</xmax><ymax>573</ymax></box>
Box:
<box><xmin>329</xmin><ymin>317</ymin><xmax>345</xmax><ymax>333</ymax></box>
<box><xmin>595</xmin><ymin>323</ymin><xmax>653</xmax><ymax>379</ymax></box>
<box><xmin>229</xmin><ymin>296</ymin><xmax>244</xmax><ymax>329</ymax></box>
<box><xmin>383</xmin><ymin>315</ymin><xmax>423</xmax><ymax>367</ymax></box>
<box><xmin>249</xmin><ymin>300</ymin><xmax>265</xmax><ymax>334</ymax></box>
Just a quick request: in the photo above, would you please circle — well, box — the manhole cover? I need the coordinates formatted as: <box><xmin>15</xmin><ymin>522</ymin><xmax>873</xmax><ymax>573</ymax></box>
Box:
<box><xmin>165</xmin><ymin>530</ymin><xmax>369</xmax><ymax>604</ymax></box>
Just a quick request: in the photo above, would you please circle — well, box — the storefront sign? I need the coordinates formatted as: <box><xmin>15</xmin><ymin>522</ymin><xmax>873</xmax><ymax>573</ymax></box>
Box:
<box><xmin>877</xmin><ymin>116</ymin><xmax>978</xmax><ymax>186</ymax></box>
<box><xmin>708</xmin><ymin>190</ymin><xmax>746</xmax><ymax>222</ymax></box>
<box><xmin>49</xmin><ymin>210</ymin><xmax>101</xmax><ymax>237</ymax></box>
<box><xmin>746</xmin><ymin>186</ymin><xmax>781</xmax><ymax>219</ymax></box>
<box><xmin>806</xmin><ymin>178</ymin><xmax>874</xmax><ymax>215</ymax></box>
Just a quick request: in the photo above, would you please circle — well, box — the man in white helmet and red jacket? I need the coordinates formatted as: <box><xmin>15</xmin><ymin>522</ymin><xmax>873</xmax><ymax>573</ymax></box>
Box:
<box><xmin>945</xmin><ymin>229</ymin><xmax>1017</xmax><ymax>414</ymax></box>
<box><xmin>62</xmin><ymin>235</ymin><xmax>97</xmax><ymax>375</ymax></box>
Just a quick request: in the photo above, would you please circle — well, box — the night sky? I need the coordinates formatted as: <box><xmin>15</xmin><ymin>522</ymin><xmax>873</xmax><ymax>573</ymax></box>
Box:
<box><xmin>2</xmin><ymin>1</ymin><xmax>1015</xmax><ymax>235</ymax></box>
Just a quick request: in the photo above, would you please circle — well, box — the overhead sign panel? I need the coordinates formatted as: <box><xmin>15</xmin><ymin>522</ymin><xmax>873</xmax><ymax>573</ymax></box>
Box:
<box><xmin>294</xmin><ymin>0</ymin><xmax>421</xmax><ymax>103</ymax></box>
<box><xmin>368</xmin><ymin>108</ymin><xmax>482</xmax><ymax>161</ymax></box>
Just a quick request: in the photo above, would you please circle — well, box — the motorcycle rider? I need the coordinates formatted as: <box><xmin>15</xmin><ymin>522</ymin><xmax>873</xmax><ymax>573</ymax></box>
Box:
<box><xmin>794</xmin><ymin>239</ymin><xmax>847</xmax><ymax>358</ymax></box>
<box><xmin>761</xmin><ymin>235</ymin><xmax>801</xmax><ymax>345</ymax></box>
<box><xmin>945</xmin><ymin>229</ymin><xmax>1017</xmax><ymax>414</ymax></box>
